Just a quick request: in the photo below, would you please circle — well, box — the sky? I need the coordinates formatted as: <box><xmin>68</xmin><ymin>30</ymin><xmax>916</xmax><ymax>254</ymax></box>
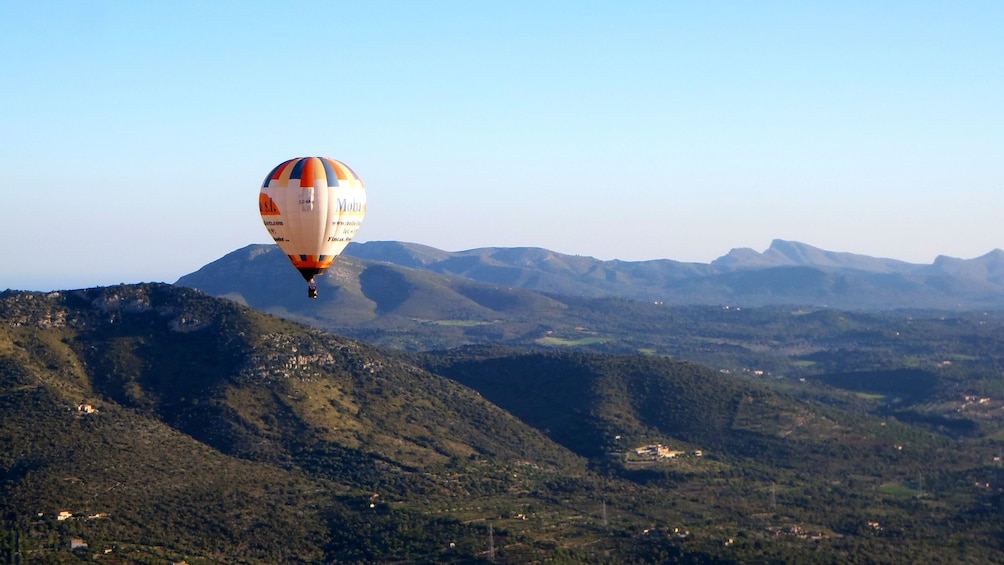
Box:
<box><xmin>3</xmin><ymin>1</ymin><xmax>1002</xmax><ymax>291</ymax></box>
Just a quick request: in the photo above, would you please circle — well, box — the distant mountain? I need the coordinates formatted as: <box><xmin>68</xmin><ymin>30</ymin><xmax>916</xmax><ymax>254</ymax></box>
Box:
<box><xmin>347</xmin><ymin>238</ymin><xmax>946</xmax><ymax>276</ymax></box>
<box><xmin>179</xmin><ymin>240</ymin><xmax>1004</xmax><ymax>312</ymax></box>
<box><xmin>710</xmin><ymin>239</ymin><xmax>923</xmax><ymax>273</ymax></box>
<box><xmin>176</xmin><ymin>245</ymin><xmax>575</xmax><ymax>352</ymax></box>
<box><xmin>343</xmin><ymin>241</ymin><xmax>712</xmax><ymax>300</ymax></box>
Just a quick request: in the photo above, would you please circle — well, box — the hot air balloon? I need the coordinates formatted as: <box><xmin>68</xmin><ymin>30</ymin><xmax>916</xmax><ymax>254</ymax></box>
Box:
<box><xmin>259</xmin><ymin>157</ymin><xmax>366</xmax><ymax>298</ymax></box>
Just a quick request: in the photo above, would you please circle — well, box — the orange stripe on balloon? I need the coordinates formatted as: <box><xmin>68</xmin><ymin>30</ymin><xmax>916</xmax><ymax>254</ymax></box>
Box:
<box><xmin>330</xmin><ymin>160</ymin><xmax>349</xmax><ymax>180</ymax></box>
<box><xmin>300</xmin><ymin>157</ymin><xmax>317</xmax><ymax>188</ymax></box>
<box><xmin>271</xmin><ymin>160</ymin><xmax>294</xmax><ymax>183</ymax></box>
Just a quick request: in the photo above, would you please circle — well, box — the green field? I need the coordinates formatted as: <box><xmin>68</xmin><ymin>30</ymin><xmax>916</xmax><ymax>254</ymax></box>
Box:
<box><xmin>414</xmin><ymin>318</ymin><xmax>494</xmax><ymax>327</ymax></box>
<box><xmin>535</xmin><ymin>336</ymin><xmax>611</xmax><ymax>347</ymax></box>
<box><xmin>878</xmin><ymin>482</ymin><xmax>922</xmax><ymax>497</ymax></box>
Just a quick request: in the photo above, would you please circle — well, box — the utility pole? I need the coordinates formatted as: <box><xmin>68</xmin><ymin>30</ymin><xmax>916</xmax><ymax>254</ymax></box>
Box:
<box><xmin>770</xmin><ymin>484</ymin><xmax>776</xmax><ymax>511</ymax></box>
<box><xmin>602</xmin><ymin>501</ymin><xmax>608</xmax><ymax>527</ymax></box>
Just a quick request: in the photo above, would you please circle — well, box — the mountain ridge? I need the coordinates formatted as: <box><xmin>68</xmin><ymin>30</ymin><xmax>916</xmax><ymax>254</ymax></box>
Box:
<box><xmin>711</xmin><ymin>239</ymin><xmax>926</xmax><ymax>273</ymax></box>
<box><xmin>179</xmin><ymin>239</ymin><xmax>1004</xmax><ymax>311</ymax></box>
<box><xmin>349</xmin><ymin>238</ymin><xmax>1001</xmax><ymax>275</ymax></box>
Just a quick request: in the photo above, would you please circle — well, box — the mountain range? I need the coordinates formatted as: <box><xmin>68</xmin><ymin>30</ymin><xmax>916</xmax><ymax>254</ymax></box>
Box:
<box><xmin>181</xmin><ymin>239</ymin><xmax>1004</xmax><ymax>312</ymax></box>
<box><xmin>172</xmin><ymin>242</ymin><xmax>1004</xmax><ymax>370</ymax></box>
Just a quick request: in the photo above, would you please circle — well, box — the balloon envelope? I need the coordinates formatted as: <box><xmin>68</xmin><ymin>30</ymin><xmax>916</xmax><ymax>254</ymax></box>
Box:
<box><xmin>259</xmin><ymin>157</ymin><xmax>366</xmax><ymax>282</ymax></box>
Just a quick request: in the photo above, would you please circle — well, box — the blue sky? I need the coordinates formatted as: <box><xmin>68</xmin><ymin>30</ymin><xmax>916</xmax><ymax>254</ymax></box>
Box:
<box><xmin>3</xmin><ymin>1</ymin><xmax>1002</xmax><ymax>291</ymax></box>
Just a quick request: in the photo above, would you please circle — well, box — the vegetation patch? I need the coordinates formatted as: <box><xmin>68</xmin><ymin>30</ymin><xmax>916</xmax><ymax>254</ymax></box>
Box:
<box><xmin>536</xmin><ymin>336</ymin><xmax>611</xmax><ymax>347</ymax></box>
<box><xmin>418</xmin><ymin>319</ymin><xmax>494</xmax><ymax>327</ymax></box>
<box><xmin>946</xmin><ymin>353</ymin><xmax>978</xmax><ymax>362</ymax></box>
<box><xmin>878</xmin><ymin>482</ymin><xmax>922</xmax><ymax>498</ymax></box>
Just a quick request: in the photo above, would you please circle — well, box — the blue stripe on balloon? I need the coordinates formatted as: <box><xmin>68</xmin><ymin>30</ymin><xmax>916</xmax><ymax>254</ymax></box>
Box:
<box><xmin>262</xmin><ymin>162</ymin><xmax>285</xmax><ymax>187</ymax></box>
<box><xmin>320</xmin><ymin>158</ymin><xmax>339</xmax><ymax>187</ymax></box>
<box><xmin>289</xmin><ymin>158</ymin><xmax>305</xmax><ymax>180</ymax></box>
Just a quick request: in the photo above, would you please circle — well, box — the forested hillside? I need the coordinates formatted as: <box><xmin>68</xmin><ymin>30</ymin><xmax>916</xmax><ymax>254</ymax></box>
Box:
<box><xmin>0</xmin><ymin>286</ymin><xmax>583</xmax><ymax>563</ymax></box>
<box><xmin>2</xmin><ymin>285</ymin><xmax>1003</xmax><ymax>563</ymax></box>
